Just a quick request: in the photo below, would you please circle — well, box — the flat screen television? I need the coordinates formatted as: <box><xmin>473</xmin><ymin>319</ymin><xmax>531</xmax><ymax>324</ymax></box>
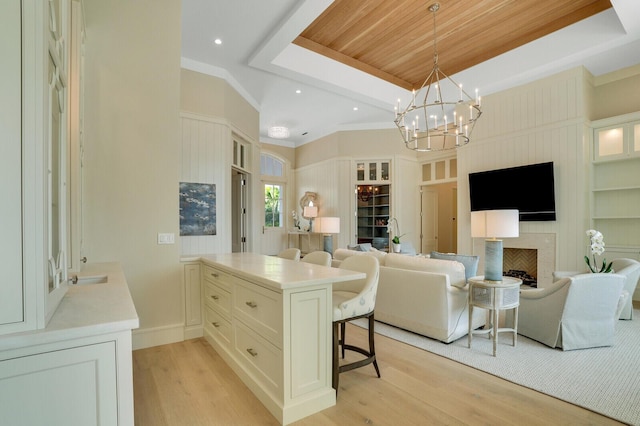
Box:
<box><xmin>469</xmin><ymin>162</ymin><xmax>556</xmax><ymax>221</ymax></box>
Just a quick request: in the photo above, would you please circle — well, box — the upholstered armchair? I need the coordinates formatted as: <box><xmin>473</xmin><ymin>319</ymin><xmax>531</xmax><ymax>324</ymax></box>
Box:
<box><xmin>610</xmin><ymin>258</ymin><xmax>640</xmax><ymax>320</ymax></box>
<box><xmin>518</xmin><ymin>273</ymin><xmax>625</xmax><ymax>350</ymax></box>
<box><xmin>553</xmin><ymin>258</ymin><xmax>640</xmax><ymax>320</ymax></box>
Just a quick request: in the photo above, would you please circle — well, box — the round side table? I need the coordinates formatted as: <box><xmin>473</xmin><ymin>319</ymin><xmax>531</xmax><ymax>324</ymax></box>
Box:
<box><xmin>467</xmin><ymin>276</ymin><xmax>522</xmax><ymax>356</ymax></box>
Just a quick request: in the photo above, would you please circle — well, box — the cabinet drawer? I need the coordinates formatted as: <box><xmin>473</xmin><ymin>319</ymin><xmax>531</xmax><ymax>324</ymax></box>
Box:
<box><xmin>204</xmin><ymin>282</ymin><xmax>231</xmax><ymax>319</ymax></box>
<box><xmin>234</xmin><ymin>280</ymin><xmax>282</xmax><ymax>348</ymax></box>
<box><xmin>204</xmin><ymin>306</ymin><xmax>231</xmax><ymax>347</ymax></box>
<box><xmin>202</xmin><ymin>264</ymin><xmax>233</xmax><ymax>292</ymax></box>
<box><xmin>234</xmin><ymin>320</ymin><xmax>282</xmax><ymax>395</ymax></box>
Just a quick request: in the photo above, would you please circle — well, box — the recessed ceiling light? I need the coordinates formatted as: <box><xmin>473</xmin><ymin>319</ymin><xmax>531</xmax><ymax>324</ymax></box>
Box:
<box><xmin>353</xmin><ymin>107</ymin><xmax>359</xmax><ymax>111</ymax></box>
<box><xmin>296</xmin><ymin>89</ymin><xmax>301</xmax><ymax>94</ymax></box>
<box><xmin>214</xmin><ymin>38</ymin><xmax>222</xmax><ymax>45</ymax></box>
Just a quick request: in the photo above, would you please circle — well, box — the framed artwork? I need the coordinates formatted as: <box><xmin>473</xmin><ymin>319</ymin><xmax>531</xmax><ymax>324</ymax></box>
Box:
<box><xmin>179</xmin><ymin>182</ymin><xmax>216</xmax><ymax>236</ymax></box>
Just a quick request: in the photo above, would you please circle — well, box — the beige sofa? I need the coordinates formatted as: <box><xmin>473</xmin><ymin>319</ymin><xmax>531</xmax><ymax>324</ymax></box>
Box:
<box><xmin>332</xmin><ymin>248</ymin><xmax>486</xmax><ymax>343</ymax></box>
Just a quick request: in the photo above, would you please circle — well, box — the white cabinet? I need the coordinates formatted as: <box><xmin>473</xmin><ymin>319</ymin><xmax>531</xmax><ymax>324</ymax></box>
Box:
<box><xmin>0</xmin><ymin>0</ymin><xmax>25</xmax><ymax>329</ymax></box>
<box><xmin>355</xmin><ymin>160</ymin><xmax>390</xmax><ymax>182</ymax></box>
<box><xmin>0</xmin><ymin>262</ymin><xmax>138</xmax><ymax>426</ymax></box>
<box><xmin>0</xmin><ymin>335</ymin><xmax>127</xmax><ymax>426</ymax></box>
<box><xmin>594</xmin><ymin>118</ymin><xmax>640</xmax><ymax>162</ymax></box>
<box><xmin>202</xmin><ymin>264</ymin><xmax>233</xmax><ymax>346</ymax></box>
<box><xmin>591</xmin><ymin>113</ymin><xmax>640</xmax><ymax>264</ymax></box>
<box><xmin>183</xmin><ymin>262</ymin><xmax>202</xmax><ymax>339</ymax></box>
<box><xmin>1</xmin><ymin>0</ymin><xmax>82</xmax><ymax>335</ymax></box>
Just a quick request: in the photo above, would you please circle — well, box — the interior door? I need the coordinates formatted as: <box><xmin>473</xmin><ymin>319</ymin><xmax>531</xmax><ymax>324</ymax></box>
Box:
<box><xmin>421</xmin><ymin>187</ymin><xmax>438</xmax><ymax>253</ymax></box>
<box><xmin>231</xmin><ymin>169</ymin><xmax>247</xmax><ymax>252</ymax></box>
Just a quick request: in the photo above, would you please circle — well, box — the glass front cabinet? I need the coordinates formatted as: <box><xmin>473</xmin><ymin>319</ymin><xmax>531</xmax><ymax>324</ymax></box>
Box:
<box><xmin>356</xmin><ymin>160</ymin><xmax>390</xmax><ymax>183</ymax></box>
<box><xmin>354</xmin><ymin>159</ymin><xmax>391</xmax><ymax>251</ymax></box>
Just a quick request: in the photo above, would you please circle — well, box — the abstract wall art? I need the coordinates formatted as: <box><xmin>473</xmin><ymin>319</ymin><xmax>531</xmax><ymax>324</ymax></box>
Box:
<box><xmin>179</xmin><ymin>182</ymin><xmax>216</xmax><ymax>236</ymax></box>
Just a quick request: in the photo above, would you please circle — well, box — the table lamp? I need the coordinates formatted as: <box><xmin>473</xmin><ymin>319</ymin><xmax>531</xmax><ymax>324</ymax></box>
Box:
<box><xmin>314</xmin><ymin>217</ymin><xmax>340</xmax><ymax>254</ymax></box>
<box><xmin>471</xmin><ymin>209</ymin><xmax>519</xmax><ymax>281</ymax></box>
<box><xmin>303</xmin><ymin>201</ymin><xmax>318</xmax><ymax>232</ymax></box>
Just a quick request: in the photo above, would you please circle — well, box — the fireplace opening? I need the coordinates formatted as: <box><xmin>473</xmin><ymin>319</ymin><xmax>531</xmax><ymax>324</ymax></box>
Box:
<box><xmin>503</xmin><ymin>248</ymin><xmax>538</xmax><ymax>287</ymax></box>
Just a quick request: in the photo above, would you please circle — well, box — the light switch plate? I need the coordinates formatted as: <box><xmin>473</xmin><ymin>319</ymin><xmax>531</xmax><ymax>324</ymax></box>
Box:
<box><xmin>157</xmin><ymin>233</ymin><xmax>175</xmax><ymax>244</ymax></box>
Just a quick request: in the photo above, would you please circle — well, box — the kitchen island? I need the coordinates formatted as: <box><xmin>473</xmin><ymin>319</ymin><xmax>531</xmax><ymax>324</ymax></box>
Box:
<box><xmin>198</xmin><ymin>252</ymin><xmax>365</xmax><ymax>425</ymax></box>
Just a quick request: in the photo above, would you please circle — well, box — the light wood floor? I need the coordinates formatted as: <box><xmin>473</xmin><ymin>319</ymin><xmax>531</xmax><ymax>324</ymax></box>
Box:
<box><xmin>133</xmin><ymin>324</ymin><xmax>623</xmax><ymax>425</ymax></box>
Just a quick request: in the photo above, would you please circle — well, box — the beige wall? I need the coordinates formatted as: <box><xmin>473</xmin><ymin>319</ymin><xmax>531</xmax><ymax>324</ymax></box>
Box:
<box><xmin>593</xmin><ymin>64</ymin><xmax>640</xmax><ymax>120</ymax></box>
<box><xmin>261</xmin><ymin>142</ymin><xmax>296</xmax><ymax>169</ymax></box>
<box><xmin>181</xmin><ymin>69</ymin><xmax>259</xmax><ymax>142</ymax></box>
<box><xmin>296</xmin><ymin>128</ymin><xmax>411</xmax><ymax>168</ymax></box>
<box><xmin>82</xmin><ymin>0</ymin><xmax>182</xmax><ymax>343</ymax></box>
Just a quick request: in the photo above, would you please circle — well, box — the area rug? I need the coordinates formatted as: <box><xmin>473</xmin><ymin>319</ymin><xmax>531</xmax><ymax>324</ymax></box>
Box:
<box><xmin>354</xmin><ymin>310</ymin><xmax>640</xmax><ymax>425</ymax></box>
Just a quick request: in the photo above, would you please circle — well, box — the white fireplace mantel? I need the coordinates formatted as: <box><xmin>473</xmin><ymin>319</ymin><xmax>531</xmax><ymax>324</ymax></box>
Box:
<box><xmin>473</xmin><ymin>233</ymin><xmax>556</xmax><ymax>288</ymax></box>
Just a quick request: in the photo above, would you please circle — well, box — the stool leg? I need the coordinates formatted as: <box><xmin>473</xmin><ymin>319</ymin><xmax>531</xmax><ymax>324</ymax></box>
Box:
<box><xmin>332</xmin><ymin>321</ymin><xmax>340</xmax><ymax>391</ymax></box>
<box><xmin>369</xmin><ymin>314</ymin><xmax>380</xmax><ymax>378</ymax></box>
<box><xmin>340</xmin><ymin>322</ymin><xmax>346</xmax><ymax>358</ymax></box>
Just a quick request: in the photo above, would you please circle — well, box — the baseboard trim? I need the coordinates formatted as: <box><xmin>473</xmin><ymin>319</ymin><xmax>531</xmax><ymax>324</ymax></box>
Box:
<box><xmin>132</xmin><ymin>323</ymin><xmax>185</xmax><ymax>350</ymax></box>
<box><xmin>185</xmin><ymin>325</ymin><xmax>204</xmax><ymax>340</ymax></box>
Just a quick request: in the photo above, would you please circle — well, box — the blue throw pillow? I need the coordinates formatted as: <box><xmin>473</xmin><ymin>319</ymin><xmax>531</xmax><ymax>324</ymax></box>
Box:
<box><xmin>430</xmin><ymin>251</ymin><xmax>479</xmax><ymax>282</ymax></box>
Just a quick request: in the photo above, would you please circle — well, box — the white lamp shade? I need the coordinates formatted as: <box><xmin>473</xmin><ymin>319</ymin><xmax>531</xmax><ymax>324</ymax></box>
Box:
<box><xmin>471</xmin><ymin>210</ymin><xmax>519</xmax><ymax>238</ymax></box>
<box><xmin>303</xmin><ymin>205</ymin><xmax>318</xmax><ymax>218</ymax></box>
<box><xmin>314</xmin><ymin>217</ymin><xmax>340</xmax><ymax>234</ymax></box>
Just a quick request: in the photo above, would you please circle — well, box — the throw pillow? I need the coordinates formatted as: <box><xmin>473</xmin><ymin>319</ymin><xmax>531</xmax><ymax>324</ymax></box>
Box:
<box><xmin>430</xmin><ymin>251</ymin><xmax>479</xmax><ymax>282</ymax></box>
<box><xmin>347</xmin><ymin>244</ymin><xmax>363</xmax><ymax>251</ymax></box>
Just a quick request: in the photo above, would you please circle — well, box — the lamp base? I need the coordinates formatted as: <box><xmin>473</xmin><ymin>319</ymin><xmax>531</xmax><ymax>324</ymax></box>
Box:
<box><xmin>484</xmin><ymin>239</ymin><xmax>503</xmax><ymax>281</ymax></box>
<box><xmin>323</xmin><ymin>235</ymin><xmax>333</xmax><ymax>254</ymax></box>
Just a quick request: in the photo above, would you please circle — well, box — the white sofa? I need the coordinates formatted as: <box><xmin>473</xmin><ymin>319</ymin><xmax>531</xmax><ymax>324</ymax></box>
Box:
<box><xmin>332</xmin><ymin>248</ymin><xmax>485</xmax><ymax>343</ymax></box>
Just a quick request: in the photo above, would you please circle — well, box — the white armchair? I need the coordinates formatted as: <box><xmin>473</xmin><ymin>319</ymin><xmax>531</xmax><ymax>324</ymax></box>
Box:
<box><xmin>518</xmin><ymin>273</ymin><xmax>625</xmax><ymax>350</ymax></box>
<box><xmin>610</xmin><ymin>258</ymin><xmax>640</xmax><ymax>320</ymax></box>
<box><xmin>552</xmin><ymin>258</ymin><xmax>640</xmax><ymax>320</ymax></box>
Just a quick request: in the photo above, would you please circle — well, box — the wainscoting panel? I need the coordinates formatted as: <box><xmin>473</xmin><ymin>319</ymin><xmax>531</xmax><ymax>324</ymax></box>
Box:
<box><xmin>180</xmin><ymin>114</ymin><xmax>232</xmax><ymax>255</ymax></box>
<box><xmin>457</xmin><ymin>68</ymin><xmax>591</xmax><ymax>273</ymax></box>
<box><xmin>295</xmin><ymin>158</ymin><xmax>352</xmax><ymax>249</ymax></box>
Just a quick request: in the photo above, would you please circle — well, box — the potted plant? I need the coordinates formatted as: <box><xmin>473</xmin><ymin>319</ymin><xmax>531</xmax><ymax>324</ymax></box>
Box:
<box><xmin>387</xmin><ymin>218</ymin><xmax>405</xmax><ymax>253</ymax></box>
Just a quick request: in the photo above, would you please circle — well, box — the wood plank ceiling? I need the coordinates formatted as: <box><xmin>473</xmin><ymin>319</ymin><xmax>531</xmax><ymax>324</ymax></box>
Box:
<box><xmin>294</xmin><ymin>0</ymin><xmax>612</xmax><ymax>91</ymax></box>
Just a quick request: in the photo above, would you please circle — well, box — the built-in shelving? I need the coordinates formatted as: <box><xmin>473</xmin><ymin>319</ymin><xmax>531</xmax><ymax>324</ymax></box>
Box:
<box><xmin>591</xmin><ymin>115</ymin><xmax>640</xmax><ymax>261</ymax></box>
<box><xmin>356</xmin><ymin>184</ymin><xmax>390</xmax><ymax>250</ymax></box>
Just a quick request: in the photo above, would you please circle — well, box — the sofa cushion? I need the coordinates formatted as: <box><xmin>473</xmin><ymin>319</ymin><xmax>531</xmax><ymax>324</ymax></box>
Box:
<box><xmin>430</xmin><ymin>251</ymin><xmax>479</xmax><ymax>282</ymax></box>
<box><xmin>333</xmin><ymin>247</ymin><xmax>387</xmax><ymax>265</ymax></box>
<box><xmin>347</xmin><ymin>243</ymin><xmax>372</xmax><ymax>252</ymax></box>
<box><xmin>385</xmin><ymin>253</ymin><xmax>467</xmax><ymax>288</ymax></box>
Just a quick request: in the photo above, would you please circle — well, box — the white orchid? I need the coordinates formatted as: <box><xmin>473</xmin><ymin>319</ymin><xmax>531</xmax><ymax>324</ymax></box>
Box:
<box><xmin>387</xmin><ymin>217</ymin><xmax>406</xmax><ymax>244</ymax></box>
<box><xmin>585</xmin><ymin>229</ymin><xmax>612</xmax><ymax>273</ymax></box>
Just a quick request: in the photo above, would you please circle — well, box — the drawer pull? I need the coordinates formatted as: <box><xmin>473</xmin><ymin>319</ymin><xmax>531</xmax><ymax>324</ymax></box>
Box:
<box><xmin>210</xmin><ymin>272</ymin><xmax>219</xmax><ymax>278</ymax></box>
<box><xmin>245</xmin><ymin>301</ymin><xmax>258</xmax><ymax>308</ymax></box>
<box><xmin>246</xmin><ymin>348</ymin><xmax>258</xmax><ymax>357</ymax></box>
<box><xmin>210</xmin><ymin>295</ymin><xmax>219</xmax><ymax>301</ymax></box>
<box><xmin>211</xmin><ymin>321</ymin><xmax>220</xmax><ymax>328</ymax></box>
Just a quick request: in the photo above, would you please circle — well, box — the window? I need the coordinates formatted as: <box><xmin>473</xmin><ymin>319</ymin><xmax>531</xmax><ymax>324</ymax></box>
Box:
<box><xmin>261</xmin><ymin>153</ymin><xmax>286</xmax><ymax>229</ymax></box>
<box><xmin>264</xmin><ymin>184</ymin><xmax>283</xmax><ymax>227</ymax></box>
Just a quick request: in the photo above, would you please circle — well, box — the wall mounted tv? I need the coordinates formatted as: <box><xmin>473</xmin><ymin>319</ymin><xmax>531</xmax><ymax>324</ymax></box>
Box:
<box><xmin>469</xmin><ymin>162</ymin><xmax>556</xmax><ymax>221</ymax></box>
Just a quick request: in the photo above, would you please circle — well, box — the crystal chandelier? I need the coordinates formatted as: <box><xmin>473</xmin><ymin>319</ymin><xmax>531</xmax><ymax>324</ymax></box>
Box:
<box><xmin>394</xmin><ymin>3</ymin><xmax>482</xmax><ymax>152</ymax></box>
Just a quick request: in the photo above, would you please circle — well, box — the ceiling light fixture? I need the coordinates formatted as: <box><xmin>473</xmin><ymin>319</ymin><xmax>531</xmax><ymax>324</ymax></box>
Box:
<box><xmin>214</xmin><ymin>38</ymin><xmax>222</xmax><ymax>45</ymax></box>
<box><xmin>268</xmin><ymin>126</ymin><xmax>290</xmax><ymax>139</ymax></box>
<box><xmin>394</xmin><ymin>3</ymin><xmax>482</xmax><ymax>152</ymax></box>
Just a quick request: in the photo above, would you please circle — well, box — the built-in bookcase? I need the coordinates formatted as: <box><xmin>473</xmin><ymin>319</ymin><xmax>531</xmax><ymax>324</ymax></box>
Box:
<box><xmin>591</xmin><ymin>113</ymin><xmax>640</xmax><ymax>263</ymax></box>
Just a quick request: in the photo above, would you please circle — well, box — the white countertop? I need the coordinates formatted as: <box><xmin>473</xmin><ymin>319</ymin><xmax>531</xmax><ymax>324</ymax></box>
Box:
<box><xmin>190</xmin><ymin>252</ymin><xmax>365</xmax><ymax>291</ymax></box>
<box><xmin>0</xmin><ymin>262</ymin><xmax>139</xmax><ymax>352</ymax></box>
